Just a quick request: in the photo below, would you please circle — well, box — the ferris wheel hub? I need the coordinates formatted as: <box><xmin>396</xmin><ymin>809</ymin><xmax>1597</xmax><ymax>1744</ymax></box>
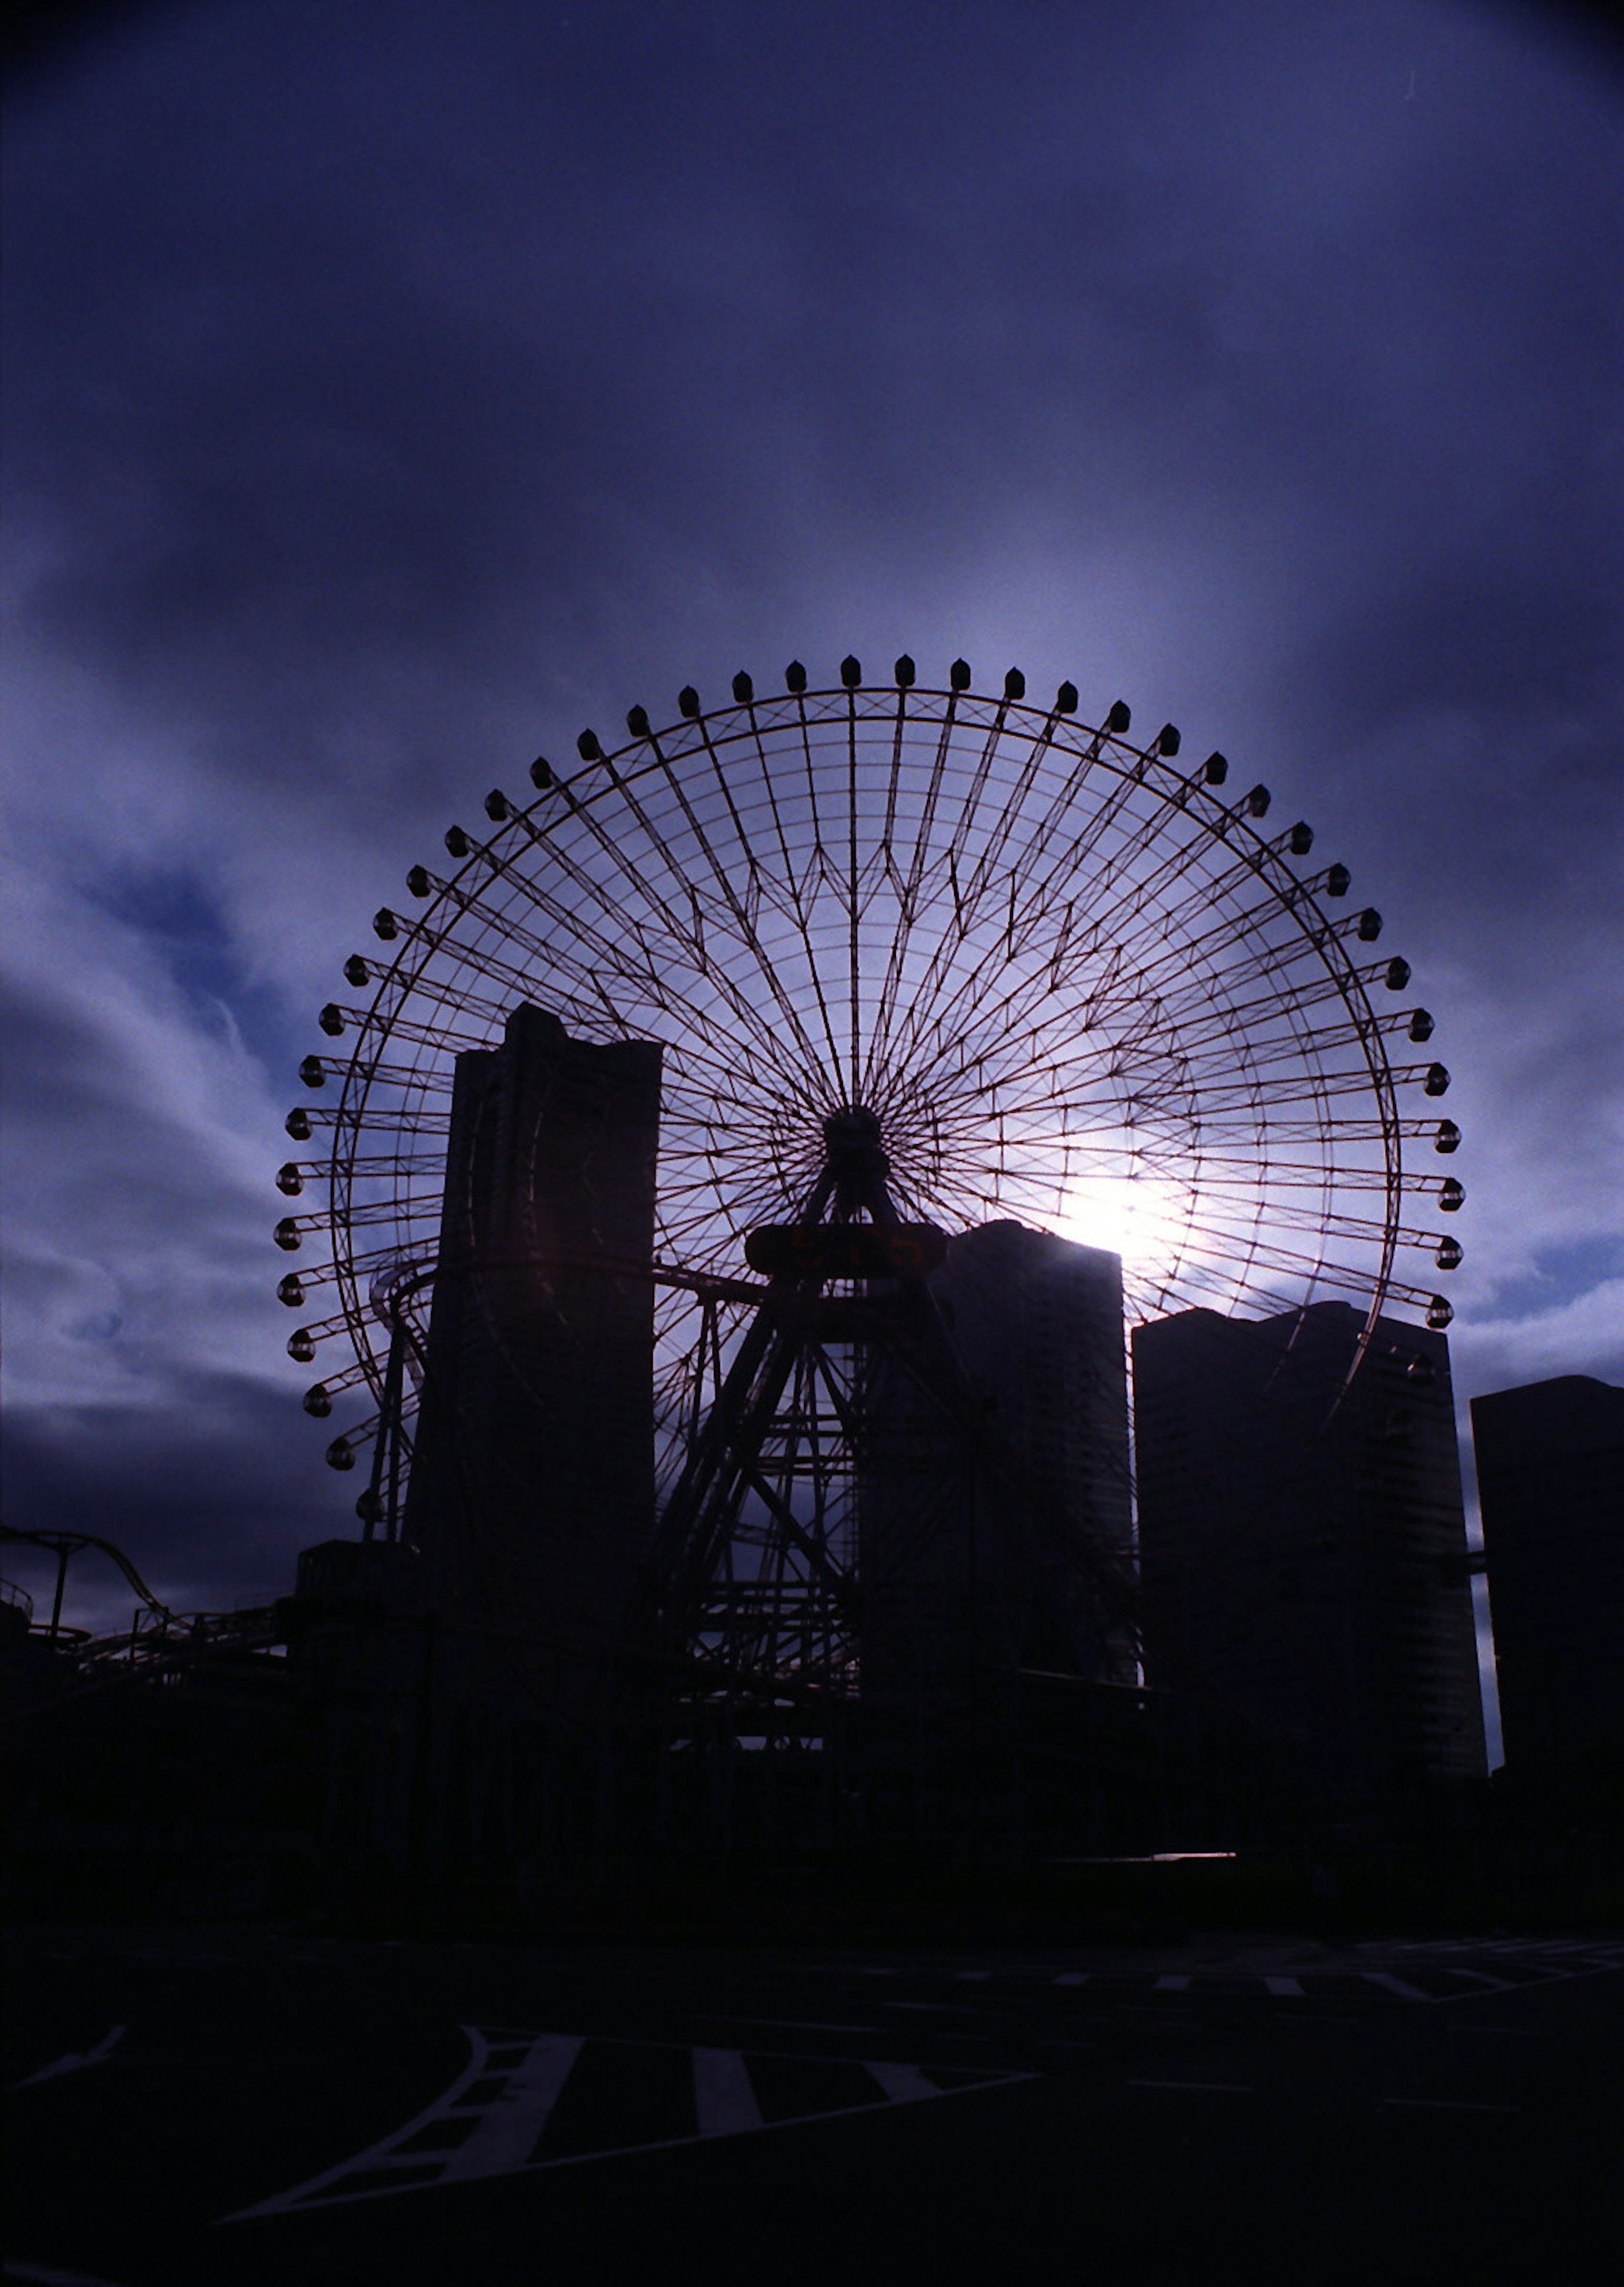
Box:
<box><xmin>818</xmin><ymin>1105</ymin><xmax>893</xmax><ymax>1223</ymax></box>
<box><xmin>821</xmin><ymin>1105</ymin><xmax>884</xmax><ymax>1154</ymax></box>
<box><xmin>289</xmin><ymin>661</ymin><xmax>1463</xmax><ymax>1504</ymax></box>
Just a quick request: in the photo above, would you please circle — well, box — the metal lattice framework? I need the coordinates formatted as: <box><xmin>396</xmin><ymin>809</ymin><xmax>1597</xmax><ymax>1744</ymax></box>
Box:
<box><xmin>274</xmin><ymin>659</ymin><xmax>1463</xmax><ymax>1522</ymax></box>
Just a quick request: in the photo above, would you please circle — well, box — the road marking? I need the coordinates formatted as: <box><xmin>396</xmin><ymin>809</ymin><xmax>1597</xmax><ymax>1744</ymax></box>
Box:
<box><xmin>3</xmin><ymin>2263</ymin><xmax>136</xmax><ymax>2285</ymax></box>
<box><xmin>1382</xmin><ymin>2098</ymin><xmax>1522</xmax><ymax>2113</ymax></box>
<box><xmin>954</xmin><ymin>1970</ymin><xmax>991</xmax><ymax>1982</ymax></box>
<box><xmin>1360</xmin><ymin>1972</ymin><xmax>1432</xmax><ymax>2000</ymax></box>
<box><xmin>224</xmin><ymin>2031</ymin><xmax>581</xmax><ymax>2217</ymax></box>
<box><xmin>222</xmin><ymin>2026</ymin><xmax>1037</xmax><ymax>2218</ymax></box>
<box><xmin>1264</xmin><ymin>1976</ymin><xmax>1305</xmax><ymax>1996</ymax></box>
<box><xmin>1442</xmin><ymin>1969</ymin><xmax>1513</xmax><ymax>1989</ymax></box>
<box><xmin>1152</xmin><ymin>1974</ymin><xmax>1191</xmax><ymax>1992</ymax></box>
<box><xmin>864</xmin><ymin>2061</ymin><xmax>940</xmax><ymax>2101</ymax></box>
<box><xmin>12</xmin><ymin>2027</ymin><xmax>126</xmax><ymax>2089</ymax></box>
<box><xmin>1127</xmin><ymin>2079</ymin><xmax>1252</xmax><ymax>2093</ymax></box>
<box><xmin>1052</xmin><ymin>1972</ymin><xmax>1090</xmax><ymax>1986</ymax></box>
<box><xmin>444</xmin><ymin>2035</ymin><xmax>583</xmax><ymax>2175</ymax></box>
<box><xmin>693</xmin><ymin>2046</ymin><xmax>762</xmax><ymax>2136</ymax></box>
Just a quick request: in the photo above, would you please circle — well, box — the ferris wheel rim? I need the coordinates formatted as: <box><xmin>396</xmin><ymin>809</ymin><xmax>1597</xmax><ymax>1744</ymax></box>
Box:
<box><xmin>276</xmin><ymin>660</ymin><xmax>1462</xmax><ymax>1470</ymax></box>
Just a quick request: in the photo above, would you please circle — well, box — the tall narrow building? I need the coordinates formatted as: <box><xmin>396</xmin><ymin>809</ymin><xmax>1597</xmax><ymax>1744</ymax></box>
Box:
<box><xmin>861</xmin><ymin>1220</ymin><xmax>1133</xmax><ymax>1697</ymax></box>
<box><xmin>1472</xmin><ymin>1375</ymin><xmax>1624</xmax><ymax>1776</ymax></box>
<box><xmin>406</xmin><ymin>1004</ymin><xmax>663</xmax><ymax>1714</ymax></box>
<box><xmin>1132</xmin><ymin>1301</ymin><xmax>1487</xmax><ymax>1838</ymax></box>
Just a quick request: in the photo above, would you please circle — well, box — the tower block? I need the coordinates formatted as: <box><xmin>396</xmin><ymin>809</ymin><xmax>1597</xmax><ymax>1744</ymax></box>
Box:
<box><xmin>406</xmin><ymin>1004</ymin><xmax>663</xmax><ymax>1717</ymax></box>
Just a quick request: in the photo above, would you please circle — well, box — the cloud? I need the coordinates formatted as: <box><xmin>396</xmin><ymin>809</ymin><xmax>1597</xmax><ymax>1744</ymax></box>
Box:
<box><xmin>1454</xmin><ymin>1276</ymin><xmax>1624</xmax><ymax>1394</ymax></box>
<box><xmin>3</xmin><ymin>1371</ymin><xmax>353</xmax><ymax>1632</ymax></box>
<box><xmin>0</xmin><ymin>843</ymin><xmax>351</xmax><ymax>1583</ymax></box>
<box><xmin>2</xmin><ymin>0</ymin><xmax>1620</xmax><ymax>1632</ymax></box>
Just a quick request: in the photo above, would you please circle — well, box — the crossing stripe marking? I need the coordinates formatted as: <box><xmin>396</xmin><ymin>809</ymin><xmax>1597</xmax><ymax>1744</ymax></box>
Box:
<box><xmin>221</xmin><ymin>2027</ymin><xmax>1035</xmax><ymax>2218</ymax></box>
<box><xmin>1052</xmin><ymin>1972</ymin><xmax>1090</xmax><ymax>1986</ymax></box>
<box><xmin>444</xmin><ymin>2035</ymin><xmax>582</xmax><ymax>2176</ymax></box>
<box><xmin>693</xmin><ymin>2047</ymin><xmax>761</xmax><ymax>2137</ymax></box>
<box><xmin>1264</xmin><ymin>1976</ymin><xmax>1306</xmax><ymax>1996</ymax></box>
<box><xmin>863</xmin><ymin>2061</ymin><xmax>940</xmax><ymax>2101</ymax></box>
<box><xmin>1153</xmin><ymin>1974</ymin><xmax>1191</xmax><ymax>1991</ymax></box>
<box><xmin>224</xmin><ymin>2031</ymin><xmax>584</xmax><ymax>2217</ymax></box>
<box><xmin>1361</xmin><ymin>1972</ymin><xmax>1432</xmax><ymax>2000</ymax></box>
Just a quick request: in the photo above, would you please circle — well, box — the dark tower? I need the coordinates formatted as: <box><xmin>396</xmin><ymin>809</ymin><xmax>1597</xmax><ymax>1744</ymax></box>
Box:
<box><xmin>1472</xmin><ymin>1374</ymin><xmax>1624</xmax><ymax>1777</ymax></box>
<box><xmin>934</xmin><ymin>1220</ymin><xmax>1133</xmax><ymax>1681</ymax></box>
<box><xmin>1132</xmin><ymin>1301</ymin><xmax>1487</xmax><ymax>1840</ymax></box>
<box><xmin>859</xmin><ymin>1221</ymin><xmax>1134</xmax><ymax>1704</ymax></box>
<box><xmin>406</xmin><ymin>1004</ymin><xmax>663</xmax><ymax>1717</ymax></box>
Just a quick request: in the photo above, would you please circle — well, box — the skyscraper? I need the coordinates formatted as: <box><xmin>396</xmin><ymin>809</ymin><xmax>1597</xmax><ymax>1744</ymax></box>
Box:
<box><xmin>406</xmin><ymin>1003</ymin><xmax>663</xmax><ymax>1715</ymax></box>
<box><xmin>860</xmin><ymin>1220</ymin><xmax>1133</xmax><ymax>1697</ymax></box>
<box><xmin>1132</xmin><ymin>1301</ymin><xmax>1487</xmax><ymax>1838</ymax></box>
<box><xmin>1472</xmin><ymin>1374</ymin><xmax>1624</xmax><ymax>1776</ymax></box>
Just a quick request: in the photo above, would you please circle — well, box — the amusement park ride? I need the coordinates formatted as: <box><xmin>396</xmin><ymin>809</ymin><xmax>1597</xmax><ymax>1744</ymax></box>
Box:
<box><xmin>267</xmin><ymin>657</ymin><xmax>1468</xmax><ymax>1859</ymax></box>
<box><xmin>7</xmin><ymin>658</ymin><xmax>1477</xmax><ymax>1870</ymax></box>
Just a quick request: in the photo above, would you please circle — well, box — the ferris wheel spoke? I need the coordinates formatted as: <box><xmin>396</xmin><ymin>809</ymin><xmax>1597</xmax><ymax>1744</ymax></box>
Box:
<box><xmin>373</xmin><ymin>907</ymin><xmax>608</xmax><ymax>1025</ymax></box>
<box><xmin>861</xmin><ymin>777</ymin><xmax>937</xmax><ymax>1102</ymax></box>
<box><xmin>1163</xmin><ymin>989</ymin><xmax>1412</xmax><ymax>1065</ymax></box>
<box><xmin>443</xmin><ymin>829</ymin><xmax>793</xmax><ymax>1067</ymax></box>
<box><xmin>1008</xmin><ymin>785</ymin><xmax>1202</xmax><ymax>960</ymax></box>
<box><xmin>1152</xmin><ymin>939</ymin><xmax>1394</xmax><ymax>1039</ymax></box>
<box><xmin>955</xmin><ymin>700</ymin><xmax>1098</xmax><ymax>914</ymax></box>
<box><xmin>455</xmin><ymin>812</ymin><xmax>763</xmax><ymax>1067</ymax></box>
<box><xmin>697</xmin><ymin>718</ymin><xmax>851</xmax><ymax>1093</ymax></box>
<box><xmin>607</xmin><ymin>726</ymin><xmax>839</xmax><ymax>1089</ymax></box>
<box><xmin>967</xmin><ymin>713</ymin><xmax>1136</xmax><ymax>918</ymax></box>
<box><xmin>1057</xmin><ymin>784</ymin><xmax>1285</xmax><ymax>963</ymax></box>
<box><xmin>885</xmin><ymin>684</ymin><xmax>966</xmax><ymax>950</ymax></box>
<box><xmin>291</xmin><ymin>668</ymin><xmax>1454</xmax><ymax>1483</ymax></box>
<box><xmin>1004</xmin><ymin>744</ymin><xmax>1191</xmax><ymax>936</ymax></box>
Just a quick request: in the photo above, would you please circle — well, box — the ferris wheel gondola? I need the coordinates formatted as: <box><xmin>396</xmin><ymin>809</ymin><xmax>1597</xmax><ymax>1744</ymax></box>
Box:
<box><xmin>273</xmin><ymin>658</ymin><xmax>1462</xmax><ymax>1499</ymax></box>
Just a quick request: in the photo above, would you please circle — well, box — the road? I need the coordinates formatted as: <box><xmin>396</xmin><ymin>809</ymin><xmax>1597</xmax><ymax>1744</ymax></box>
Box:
<box><xmin>6</xmin><ymin>1925</ymin><xmax>1621</xmax><ymax>2284</ymax></box>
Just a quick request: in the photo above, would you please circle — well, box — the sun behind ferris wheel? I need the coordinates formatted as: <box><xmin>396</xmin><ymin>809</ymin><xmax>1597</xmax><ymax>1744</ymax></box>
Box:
<box><xmin>274</xmin><ymin>652</ymin><xmax>1461</xmax><ymax>1498</ymax></box>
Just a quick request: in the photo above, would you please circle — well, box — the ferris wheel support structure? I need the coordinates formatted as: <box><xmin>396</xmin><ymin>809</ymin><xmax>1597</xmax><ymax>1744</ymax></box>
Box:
<box><xmin>274</xmin><ymin>658</ymin><xmax>1465</xmax><ymax>1848</ymax></box>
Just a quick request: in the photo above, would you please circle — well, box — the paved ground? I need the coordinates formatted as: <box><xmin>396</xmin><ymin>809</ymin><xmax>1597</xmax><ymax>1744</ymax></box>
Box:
<box><xmin>6</xmin><ymin>1925</ymin><xmax>1622</xmax><ymax>2284</ymax></box>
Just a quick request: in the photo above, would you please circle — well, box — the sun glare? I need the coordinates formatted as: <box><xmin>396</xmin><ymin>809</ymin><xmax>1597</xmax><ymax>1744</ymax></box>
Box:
<box><xmin>1051</xmin><ymin>1169</ymin><xmax>1193</xmax><ymax>1272</ymax></box>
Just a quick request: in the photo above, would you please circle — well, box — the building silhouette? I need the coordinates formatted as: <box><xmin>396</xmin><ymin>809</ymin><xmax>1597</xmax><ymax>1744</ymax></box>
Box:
<box><xmin>851</xmin><ymin>1219</ymin><xmax>1138</xmax><ymax>1850</ymax></box>
<box><xmin>859</xmin><ymin>1220</ymin><xmax>1133</xmax><ymax>1697</ymax></box>
<box><xmin>1472</xmin><ymin>1374</ymin><xmax>1624</xmax><ymax>1777</ymax></box>
<box><xmin>404</xmin><ymin>1003</ymin><xmax>663</xmax><ymax>1722</ymax></box>
<box><xmin>1132</xmin><ymin>1301</ymin><xmax>1487</xmax><ymax>1840</ymax></box>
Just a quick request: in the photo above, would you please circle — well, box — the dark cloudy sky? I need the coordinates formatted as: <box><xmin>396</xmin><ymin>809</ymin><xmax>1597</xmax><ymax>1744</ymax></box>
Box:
<box><xmin>3</xmin><ymin>0</ymin><xmax>1621</xmax><ymax>1706</ymax></box>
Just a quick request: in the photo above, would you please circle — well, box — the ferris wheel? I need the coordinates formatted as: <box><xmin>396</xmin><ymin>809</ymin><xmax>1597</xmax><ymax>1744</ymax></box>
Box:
<box><xmin>273</xmin><ymin>657</ymin><xmax>1462</xmax><ymax>1505</ymax></box>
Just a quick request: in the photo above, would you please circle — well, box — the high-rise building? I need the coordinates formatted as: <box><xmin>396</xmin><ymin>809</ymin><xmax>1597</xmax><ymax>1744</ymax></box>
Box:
<box><xmin>1132</xmin><ymin>1301</ymin><xmax>1487</xmax><ymax>1837</ymax></box>
<box><xmin>1472</xmin><ymin>1375</ymin><xmax>1624</xmax><ymax>1775</ymax></box>
<box><xmin>405</xmin><ymin>1004</ymin><xmax>663</xmax><ymax>1714</ymax></box>
<box><xmin>860</xmin><ymin>1220</ymin><xmax>1133</xmax><ymax>1696</ymax></box>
